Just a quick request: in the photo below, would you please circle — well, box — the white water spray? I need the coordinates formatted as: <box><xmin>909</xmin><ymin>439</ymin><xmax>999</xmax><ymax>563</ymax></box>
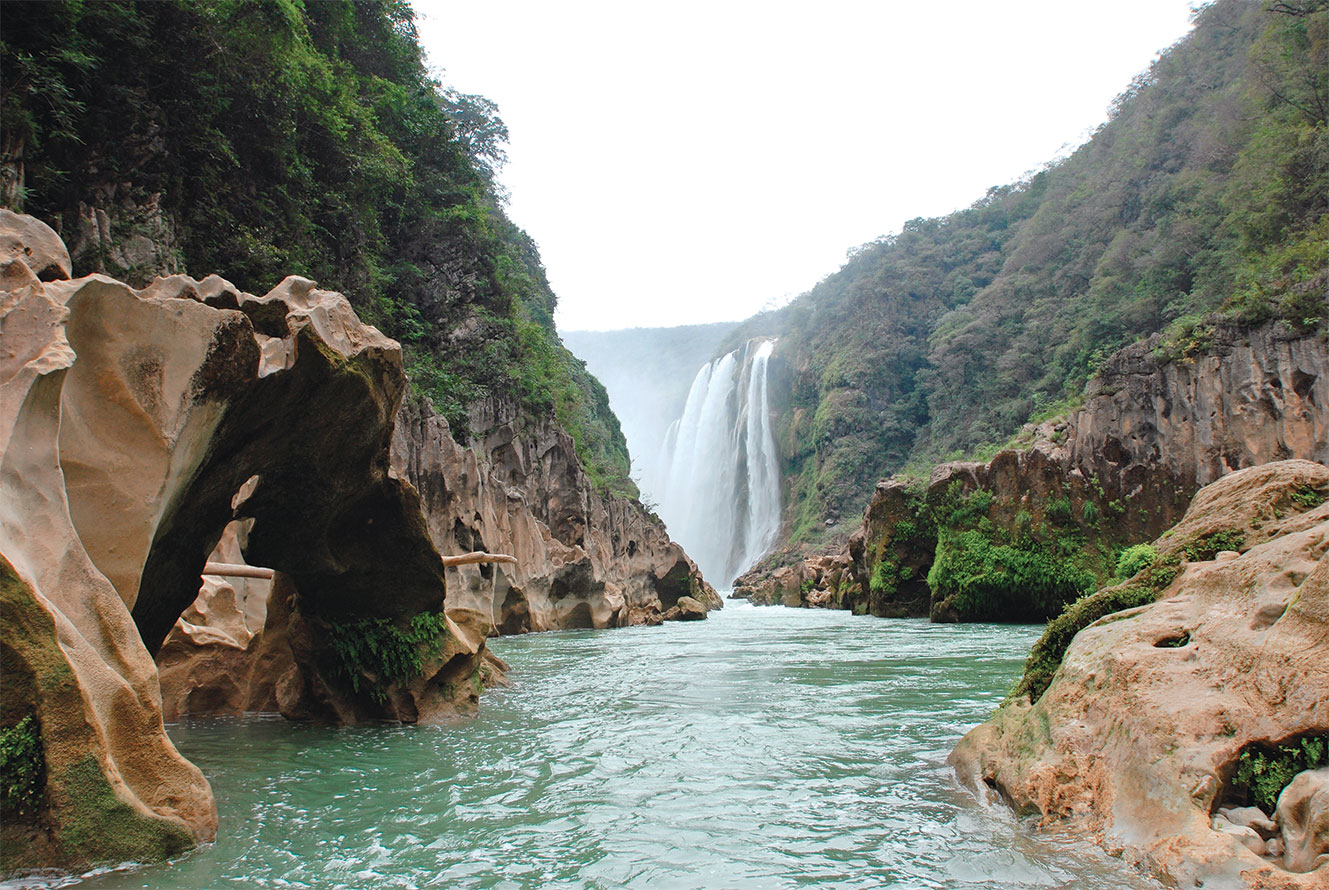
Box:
<box><xmin>654</xmin><ymin>338</ymin><xmax>780</xmax><ymax>585</ymax></box>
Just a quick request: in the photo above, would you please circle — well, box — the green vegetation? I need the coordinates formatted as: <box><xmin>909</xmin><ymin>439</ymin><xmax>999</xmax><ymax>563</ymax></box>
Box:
<box><xmin>1290</xmin><ymin>484</ymin><xmax>1326</xmax><ymax>509</ymax></box>
<box><xmin>327</xmin><ymin>609</ymin><xmax>450</xmax><ymax>704</ymax></box>
<box><xmin>1012</xmin><ymin>549</ymin><xmax>1186</xmax><ymax>702</ymax></box>
<box><xmin>0</xmin><ymin>715</ymin><xmax>44</xmax><ymax>821</ymax></box>
<box><xmin>1232</xmin><ymin>735</ymin><xmax>1329</xmax><ymax>813</ymax></box>
<box><xmin>928</xmin><ymin>528</ymin><xmax>1097</xmax><ymax>622</ymax></box>
<box><xmin>1114</xmin><ymin>544</ymin><xmax>1158</xmax><ymax>579</ymax></box>
<box><xmin>1181</xmin><ymin>529</ymin><xmax>1246</xmax><ymax>561</ymax></box>
<box><xmin>1011</xmin><ymin>585</ymin><xmax>1159</xmax><ymax>704</ymax></box>
<box><xmin>729</xmin><ymin>0</ymin><xmax>1328</xmax><ymax>547</ymax></box>
<box><xmin>0</xmin><ymin>0</ymin><xmax>634</xmax><ymax>494</ymax></box>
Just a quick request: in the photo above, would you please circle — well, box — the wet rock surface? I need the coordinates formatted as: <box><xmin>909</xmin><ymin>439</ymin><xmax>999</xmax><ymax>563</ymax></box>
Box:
<box><xmin>949</xmin><ymin>462</ymin><xmax>1329</xmax><ymax>889</ymax></box>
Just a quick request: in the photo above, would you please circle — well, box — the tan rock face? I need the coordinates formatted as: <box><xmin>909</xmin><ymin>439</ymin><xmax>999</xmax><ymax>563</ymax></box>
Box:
<box><xmin>1070</xmin><ymin>324</ymin><xmax>1329</xmax><ymax>488</ymax></box>
<box><xmin>949</xmin><ymin>462</ymin><xmax>1329</xmax><ymax>889</ymax></box>
<box><xmin>0</xmin><ymin>213</ymin><xmax>484</xmax><ymax>873</ymax></box>
<box><xmin>1278</xmin><ymin>769</ymin><xmax>1329</xmax><ymax>874</ymax></box>
<box><xmin>0</xmin><ymin>221</ymin><xmax>215</xmax><ymax>872</ymax></box>
<box><xmin>744</xmin><ymin>321</ymin><xmax>1328</xmax><ymax>623</ymax></box>
<box><xmin>391</xmin><ymin>397</ymin><xmax>719</xmax><ymax>636</ymax></box>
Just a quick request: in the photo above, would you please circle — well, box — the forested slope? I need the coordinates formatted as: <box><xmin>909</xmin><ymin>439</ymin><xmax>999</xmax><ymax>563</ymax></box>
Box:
<box><xmin>0</xmin><ymin>0</ymin><xmax>634</xmax><ymax>494</ymax></box>
<box><xmin>739</xmin><ymin>0</ymin><xmax>1327</xmax><ymax>546</ymax></box>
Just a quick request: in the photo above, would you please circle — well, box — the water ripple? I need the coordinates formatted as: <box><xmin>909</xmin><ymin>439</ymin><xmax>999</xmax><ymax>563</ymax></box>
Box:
<box><xmin>29</xmin><ymin>604</ymin><xmax>1164</xmax><ymax>890</ymax></box>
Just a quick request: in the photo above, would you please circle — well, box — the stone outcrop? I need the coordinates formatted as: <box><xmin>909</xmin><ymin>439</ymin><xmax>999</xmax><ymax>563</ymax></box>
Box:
<box><xmin>736</xmin><ymin>321</ymin><xmax>1328</xmax><ymax>621</ymax></box>
<box><xmin>392</xmin><ymin>397</ymin><xmax>720</xmax><ymax>636</ymax></box>
<box><xmin>1070</xmin><ymin>323</ymin><xmax>1328</xmax><ymax>488</ymax></box>
<box><xmin>949</xmin><ymin>462</ymin><xmax>1329</xmax><ymax>889</ymax></box>
<box><xmin>0</xmin><ymin>213</ymin><xmax>485</xmax><ymax>874</ymax></box>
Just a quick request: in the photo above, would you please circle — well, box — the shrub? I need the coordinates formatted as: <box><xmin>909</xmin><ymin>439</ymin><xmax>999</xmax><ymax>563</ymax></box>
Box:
<box><xmin>1232</xmin><ymin>735</ymin><xmax>1329</xmax><ymax>813</ymax></box>
<box><xmin>1115</xmin><ymin>544</ymin><xmax>1158</xmax><ymax>579</ymax></box>
<box><xmin>327</xmin><ymin>610</ymin><xmax>451</xmax><ymax>704</ymax></box>
<box><xmin>928</xmin><ymin>528</ymin><xmax>1096</xmax><ymax>621</ymax></box>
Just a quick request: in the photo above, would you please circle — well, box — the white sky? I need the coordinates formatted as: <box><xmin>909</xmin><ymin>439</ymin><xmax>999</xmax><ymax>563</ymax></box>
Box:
<box><xmin>412</xmin><ymin>1</ymin><xmax>1200</xmax><ymax>332</ymax></box>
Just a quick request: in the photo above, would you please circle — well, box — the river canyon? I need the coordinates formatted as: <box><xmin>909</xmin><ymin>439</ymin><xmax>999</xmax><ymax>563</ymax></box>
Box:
<box><xmin>3</xmin><ymin>1</ymin><xmax>1328</xmax><ymax>888</ymax></box>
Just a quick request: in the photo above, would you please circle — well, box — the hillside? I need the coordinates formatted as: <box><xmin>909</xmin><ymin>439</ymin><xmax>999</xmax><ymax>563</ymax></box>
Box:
<box><xmin>0</xmin><ymin>0</ymin><xmax>634</xmax><ymax>495</ymax></box>
<box><xmin>733</xmin><ymin>0</ymin><xmax>1327</xmax><ymax>548</ymax></box>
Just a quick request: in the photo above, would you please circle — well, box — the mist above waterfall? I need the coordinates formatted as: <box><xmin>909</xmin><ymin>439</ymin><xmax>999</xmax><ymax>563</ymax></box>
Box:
<box><xmin>564</xmin><ymin>328</ymin><xmax>781</xmax><ymax>587</ymax></box>
<box><xmin>654</xmin><ymin>338</ymin><xmax>781</xmax><ymax>586</ymax></box>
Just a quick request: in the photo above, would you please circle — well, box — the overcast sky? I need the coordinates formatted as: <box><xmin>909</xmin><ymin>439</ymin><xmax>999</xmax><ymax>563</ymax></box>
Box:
<box><xmin>412</xmin><ymin>1</ymin><xmax>1200</xmax><ymax>333</ymax></box>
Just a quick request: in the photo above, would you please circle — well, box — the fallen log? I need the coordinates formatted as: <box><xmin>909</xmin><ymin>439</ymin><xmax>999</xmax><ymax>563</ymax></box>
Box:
<box><xmin>201</xmin><ymin>562</ymin><xmax>275</xmax><ymax>580</ymax></box>
<box><xmin>440</xmin><ymin>551</ymin><xmax>519</xmax><ymax>567</ymax></box>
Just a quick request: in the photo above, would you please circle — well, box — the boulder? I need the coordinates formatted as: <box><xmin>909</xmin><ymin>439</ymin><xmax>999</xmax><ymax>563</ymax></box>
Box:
<box><xmin>663</xmin><ymin>595</ymin><xmax>707</xmax><ymax>621</ymax></box>
<box><xmin>1278</xmin><ymin>768</ymin><xmax>1329</xmax><ymax>874</ymax></box>
<box><xmin>0</xmin><ymin>208</ymin><xmax>71</xmax><ymax>281</ymax></box>
<box><xmin>949</xmin><ymin>462</ymin><xmax>1329</xmax><ymax>889</ymax></box>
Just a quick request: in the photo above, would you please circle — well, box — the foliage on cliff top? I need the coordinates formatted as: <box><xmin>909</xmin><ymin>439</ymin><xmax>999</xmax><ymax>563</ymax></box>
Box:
<box><xmin>0</xmin><ymin>0</ymin><xmax>634</xmax><ymax>496</ymax></box>
<box><xmin>734</xmin><ymin>0</ymin><xmax>1327</xmax><ymax>547</ymax></box>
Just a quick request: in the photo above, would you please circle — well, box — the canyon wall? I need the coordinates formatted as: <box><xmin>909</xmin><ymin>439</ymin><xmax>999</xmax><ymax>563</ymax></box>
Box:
<box><xmin>736</xmin><ymin>322</ymin><xmax>1329</xmax><ymax>620</ymax></box>
<box><xmin>0</xmin><ymin>214</ymin><xmax>491</xmax><ymax>873</ymax></box>
<box><xmin>391</xmin><ymin>397</ymin><xmax>720</xmax><ymax>635</ymax></box>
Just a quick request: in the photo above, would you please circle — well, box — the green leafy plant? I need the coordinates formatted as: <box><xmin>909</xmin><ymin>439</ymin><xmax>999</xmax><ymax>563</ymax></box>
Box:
<box><xmin>1080</xmin><ymin>500</ymin><xmax>1101</xmax><ymax>525</ymax></box>
<box><xmin>1045</xmin><ymin>496</ymin><xmax>1074</xmax><ymax>526</ymax></box>
<box><xmin>327</xmin><ymin>610</ymin><xmax>451</xmax><ymax>704</ymax></box>
<box><xmin>0</xmin><ymin>715</ymin><xmax>45</xmax><ymax>820</ymax></box>
<box><xmin>1232</xmin><ymin>735</ymin><xmax>1329</xmax><ymax>813</ymax></box>
<box><xmin>1290</xmin><ymin>485</ymin><xmax>1325</xmax><ymax>509</ymax></box>
<box><xmin>1181</xmin><ymin>529</ymin><xmax>1246</xmax><ymax>562</ymax></box>
<box><xmin>928</xmin><ymin>528</ymin><xmax>1096</xmax><ymax>621</ymax></box>
<box><xmin>1115</xmin><ymin>543</ymin><xmax>1158</xmax><ymax>579</ymax></box>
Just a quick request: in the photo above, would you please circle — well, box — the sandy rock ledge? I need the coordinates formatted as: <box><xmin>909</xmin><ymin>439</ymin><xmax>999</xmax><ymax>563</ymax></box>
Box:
<box><xmin>950</xmin><ymin>461</ymin><xmax>1329</xmax><ymax>889</ymax></box>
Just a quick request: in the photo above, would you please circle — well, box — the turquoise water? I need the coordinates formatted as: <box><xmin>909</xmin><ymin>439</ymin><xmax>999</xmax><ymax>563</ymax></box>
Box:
<box><xmin>31</xmin><ymin>603</ymin><xmax>1160</xmax><ymax>889</ymax></box>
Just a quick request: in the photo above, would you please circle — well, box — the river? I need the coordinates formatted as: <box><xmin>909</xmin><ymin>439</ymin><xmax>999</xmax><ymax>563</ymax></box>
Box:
<box><xmin>48</xmin><ymin>603</ymin><xmax>1160</xmax><ymax>889</ymax></box>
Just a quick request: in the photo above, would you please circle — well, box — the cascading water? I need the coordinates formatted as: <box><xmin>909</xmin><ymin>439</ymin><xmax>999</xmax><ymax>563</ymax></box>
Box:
<box><xmin>653</xmin><ymin>338</ymin><xmax>780</xmax><ymax>585</ymax></box>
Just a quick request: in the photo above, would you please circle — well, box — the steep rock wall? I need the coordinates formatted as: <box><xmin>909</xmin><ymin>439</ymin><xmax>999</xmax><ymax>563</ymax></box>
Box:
<box><xmin>736</xmin><ymin>322</ymin><xmax>1328</xmax><ymax>620</ymax></box>
<box><xmin>392</xmin><ymin>397</ymin><xmax>720</xmax><ymax>634</ymax></box>
<box><xmin>0</xmin><ymin>214</ymin><xmax>486</xmax><ymax>875</ymax></box>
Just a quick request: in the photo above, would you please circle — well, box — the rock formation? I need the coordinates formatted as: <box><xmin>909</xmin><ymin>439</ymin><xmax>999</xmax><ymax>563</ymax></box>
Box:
<box><xmin>949</xmin><ymin>461</ymin><xmax>1329</xmax><ymax>889</ymax></box>
<box><xmin>392</xmin><ymin>396</ymin><xmax>720</xmax><ymax>635</ymax></box>
<box><xmin>736</xmin><ymin>321</ymin><xmax>1329</xmax><ymax>621</ymax></box>
<box><xmin>0</xmin><ymin>213</ymin><xmax>490</xmax><ymax>873</ymax></box>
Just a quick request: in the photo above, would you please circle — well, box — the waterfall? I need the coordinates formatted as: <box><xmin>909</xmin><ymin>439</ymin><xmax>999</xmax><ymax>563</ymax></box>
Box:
<box><xmin>654</xmin><ymin>338</ymin><xmax>780</xmax><ymax>586</ymax></box>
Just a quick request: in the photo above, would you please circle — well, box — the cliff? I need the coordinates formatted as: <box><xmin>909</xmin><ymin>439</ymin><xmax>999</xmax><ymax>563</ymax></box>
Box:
<box><xmin>392</xmin><ymin>397</ymin><xmax>720</xmax><ymax>634</ymax></box>
<box><xmin>950</xmin><ymin>461</ymin><xmax>1329</xmax><ymax>888</ymax></box>
<box><xmin>719</xmin><ymin>0</ymin><xmax>1325</xmax><ymax>553</ymax></box>
<box><xmin>0</xmin><ymin>214</ymin><xmax>492</xmax><ymax>874</ymax></box>
<box><xmin>735</xmin><ymin>320</ymin><xmax>1328</xmax><ymax>622</ymax></box>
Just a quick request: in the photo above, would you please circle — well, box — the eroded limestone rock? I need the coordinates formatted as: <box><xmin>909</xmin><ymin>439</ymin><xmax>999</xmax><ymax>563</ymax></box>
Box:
<box><xmin>391</xmin><ymin>397</ymin><xmax>719</xmax><ymax>635</ymax></box>
<box><xmin>0</xmin><ymin>224</ymin><xmax>215</xmax><ymax>872</ymax></box>
<box><xmin>949</xmin><ymin>462</ymin><xmax>1329</xmax><ymax>889</ymax></box>
<box><xmin>1278</xmin><ymin>768</ymin><xmax>1329</xmax><ymax>874</ymax></box>
<box><xmin>1</xmin><ymin>213</ymin><xmax>483</xmax><ymax>874</ymax></box>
